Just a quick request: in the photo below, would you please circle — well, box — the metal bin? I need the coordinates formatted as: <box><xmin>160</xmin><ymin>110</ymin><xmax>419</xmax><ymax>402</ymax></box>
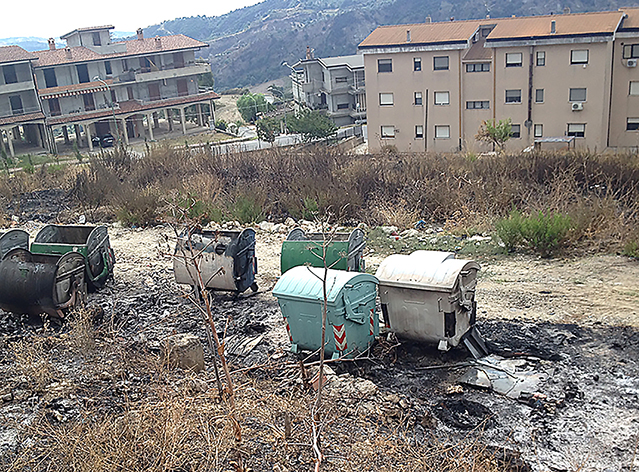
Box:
<box><xmin>280</xmin><ymin>227</ymin><xmax>365</xmax><ymax>274</ymax></box>
<box><xmin>273</xmin><ymin>266</ymin><xmax>379</xmax><ymax>359</ymax></box>
<box><xmin>0</xmin><ymin>229</ymin><xmax>29</xmax><ymax>259</ymax></box>
<box><xmin>173</xmin><ymin>228</ymin><xmax>258</xmax><ymax>294</ymax></box>
<box><xmin>375</xmin><ymin>251</ymin><xmax>486</xmax><ymax>356</ymax></box>
<box><xmin>0</xmin><ymin>248</ymin><xmax>86</xmax><ymax>317</ymax></box>
<box><xmin>31</xmin><ymin>225</ymin><xmax>115</xmax><ymax>289</ymax></box>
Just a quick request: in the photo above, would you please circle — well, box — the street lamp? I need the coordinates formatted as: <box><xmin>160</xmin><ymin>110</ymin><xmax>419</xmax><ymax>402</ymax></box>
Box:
<box><xmin>93</xmin><ymin>76</ymin><xmax>120</xmax><ymax>145</ymax></box>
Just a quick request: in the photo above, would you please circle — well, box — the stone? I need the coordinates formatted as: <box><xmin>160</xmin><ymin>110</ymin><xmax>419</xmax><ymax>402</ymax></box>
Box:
<box><xmin>400</xmin><ymin>229</ymin><xmax>420</xmax><ymax>238</ymax></box>
<box><xmin>258</xmin><ymin>221</ymin><xmax>275</xmax><ymax>232</ymax></box>
<box><xmin>355</xmin><ymin>378</ymin><xmax>378</xmax><ymax>397</ymax></box>
<box><xmin>162</xmin><ymin>333</ymin><xmax>205</xmax><ymax>372</ymax></box>
<box><xmin>381</xmin><ymin>225</ymin><xmax>398</xmax><ymax>235</ymax></box>
<box><xmin>284</xmin><ymin>217</ymin><xmax>296</xmax><ymax>227</ymax></box>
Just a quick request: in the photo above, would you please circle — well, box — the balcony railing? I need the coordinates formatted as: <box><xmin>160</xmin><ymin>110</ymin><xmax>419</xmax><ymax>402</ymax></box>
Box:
<box><xmin>114</xmin><ymin>61</ymin><xmax>211</xmax><ymax>84</ymax></box>
<box><xmin>0</xmin><ymin>105</ymin><xmax>43</xmax><ymax>119</ymax></box>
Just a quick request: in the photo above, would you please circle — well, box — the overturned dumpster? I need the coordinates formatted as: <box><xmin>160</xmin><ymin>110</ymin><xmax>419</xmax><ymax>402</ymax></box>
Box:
<box><xmin>375</xmin><ymin>251</ymin><xmax>487</xmax><ymax>358</ymax></box>
<box><xmin>280</xmin><ymin>228</ymin><xmax>365</xmax><ymax>274</ymax></box>
<box><xmin>173</xmin><ymin>228</ymin><xmax>258</xmax><ymax>294</ymax></box>
<box><xmin>273</xmin><ymin>266</ymin><xmax>378</xmax><ymax>359</ymax></box>
<box><xmin>0</xmin><ymin>229</ymin><xmax>29</xmax><ymax>259</ymax></box>
<box><xmin>31</xmin><ymin>225</ymin><xmax>115</xmax><ymax>289</ymax></box>
<box><xmin>0</xmin><ymin>248</ymin><xmax>86</xmax><ymax>317</ymax></box>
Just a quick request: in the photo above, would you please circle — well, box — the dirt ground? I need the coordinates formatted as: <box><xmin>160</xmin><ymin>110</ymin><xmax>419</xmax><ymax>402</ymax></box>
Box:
<box><xmin>1</xmin><ymin>220</ymin><xmax>639</xmax><ymax>471</ymax></box>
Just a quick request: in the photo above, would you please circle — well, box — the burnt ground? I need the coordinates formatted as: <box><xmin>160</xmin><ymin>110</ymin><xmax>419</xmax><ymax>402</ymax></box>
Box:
<box><xmin>0</xmin><ymin>220</ymin><xmax>638</xmax><ymax>471</ymax></box>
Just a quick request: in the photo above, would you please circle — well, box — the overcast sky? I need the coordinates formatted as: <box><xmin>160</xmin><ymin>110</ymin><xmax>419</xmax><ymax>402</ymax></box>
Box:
<box><xmin>2</xmin><ymin>0</ymin><xmax>263</xmax><ymax>39</ymax></box>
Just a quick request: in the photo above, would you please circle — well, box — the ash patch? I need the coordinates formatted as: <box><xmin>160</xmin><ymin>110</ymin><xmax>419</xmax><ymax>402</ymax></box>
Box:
<box><xmin>6</xmin><ymin>189</ymin><xmax>74</xmax><ymax>223</ymax></box>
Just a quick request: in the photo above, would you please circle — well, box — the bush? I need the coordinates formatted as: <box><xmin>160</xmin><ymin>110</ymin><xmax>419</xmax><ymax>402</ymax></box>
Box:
<box><xmin>496</xmin><ymin>210</ymin><xmax>573</xmax><ymax>257</ymax></box>
<box><xmin>216</xmin><ymin>119</ymin><xmax>228</xmax><ymax>131</ymax></box>
<box><xmin>231</xmin><ymin>194</ymin><xmax>263</xmax><ymax>224</ymax></box>
<box><xmin>116</xmin><ymin>189</ymin><xmax>161</xmax><ymax>227</ymax></box>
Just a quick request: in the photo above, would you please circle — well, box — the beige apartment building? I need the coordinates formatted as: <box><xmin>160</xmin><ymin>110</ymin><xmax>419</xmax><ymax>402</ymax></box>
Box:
<box><xmin>359</xmin><ymin>9</ymin><xmax>639</xmax><ymax>153</ymax></box>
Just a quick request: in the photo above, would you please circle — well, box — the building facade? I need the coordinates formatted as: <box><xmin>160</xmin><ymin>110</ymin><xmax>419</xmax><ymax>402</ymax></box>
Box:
<box><xmin>360</xmin><ymin>9</ymin><xmax>639</xmax><ymax>153</ymax></box>
<box><xmin>291</xmin><ymin>53</ymin><xmax>366</xmax><ymax>126</ymax></box>
<box><xmin>0</xmin><ymin>25</ymin><xmax>218</xmax><ymax>156</ymax></box>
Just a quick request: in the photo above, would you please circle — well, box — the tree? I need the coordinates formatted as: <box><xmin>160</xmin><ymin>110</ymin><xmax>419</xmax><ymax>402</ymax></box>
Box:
<box><xmin>236</xmin><ymin>93</ymin><xmax>273</xmax><ymax>123</ymax></box>
<box><xmin>267</xmin><ymin>84</ymin><xmax>285</xmax><ymax>104</ymax></box>
<box><xmin>256</xmin><ymin>117</ymin><xmax>281</xmax><ymax>143</ymax></box>
<box><xmin>287</xmin><ymin>110</ymin><xmax>337</xmax><ymax>143</ymax></box>
<box><xmin>197</xmin><ymin>71</ymin><xmax>214</xmax><ymax>89</ymax></box>
<box><xmin>475</xmin><ymin>118</ymin><xmax>513</xmax><ymax>152</ymax></box>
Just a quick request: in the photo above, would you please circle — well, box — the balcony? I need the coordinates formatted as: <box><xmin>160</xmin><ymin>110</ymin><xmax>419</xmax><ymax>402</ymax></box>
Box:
<box><xmin>0</xmin><ymin>81</ymin><xmax>36</xmax><ymax>95</ymax></box>
<box><xmin>0</xmin><ymin>104</ymin><xmax>43</xmax><ymax>119</ymax></box>
<box><xmin>114</xmin><ymin>62</ymin><xmax>211</xmax><ymax>84</ymax></box>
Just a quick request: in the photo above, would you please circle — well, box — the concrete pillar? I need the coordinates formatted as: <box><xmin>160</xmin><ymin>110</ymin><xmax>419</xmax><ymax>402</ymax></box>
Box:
<box><xmin>153</xmin><ymin>112</ymin><xmax>159</xmax><ymax>129</ymax></box>
<box><xmin>7</xmin><ymin>130</ymin><xmax>15</xmax><ymax>157</ymax></box>
<box><xmin>62</xmin><ymin>125</ymin><xmax>70</xmax><ymax>144</ymax></box>
<box><xmin>86</xmin><ymin>123</ymin><xmax>93</xmax><ymax>152</ymax></box>
<box><xmin>36</xmin><ymin>124</ymin><xmax>44</xmax><ymax>149</ymax></box>
<box><xmin>180</xmin><ymin>108</ymin><xmax>187</xmax><ymax>135</ymax></box>
<box><xmin>121</xmin><ymin>119</ymin><xmax>129</xmax><ymax>145</ymax></box>
<box><xmin>167</xmin><ymin>109</ymin><xmax>173</xmax><ymax>131</ymax></box>
<box><xmin>197</xmin><ymin>104</ymin><xmax>204</xmax><ymax>127</ymax></box>
<box><xmin>0</xmin><ymin>131</ymin><xmax>6</xmax><ymax>154</ymax></box>
<box><xmin>146</xmin><ymin>114</ymin><xmax>154</xmax><ymax>141</ymax></box>
<box><xmin>74</xmin><ymin>124</ymin><xmax>82</xmax><ymax>148</ymax></box>
<box><xmin>209</xmin><ymin>101</ymin><xmax>215</xmax><ymax>130</ymax></box>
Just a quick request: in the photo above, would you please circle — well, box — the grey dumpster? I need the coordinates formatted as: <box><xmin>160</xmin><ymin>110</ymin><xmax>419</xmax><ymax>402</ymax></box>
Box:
<box><xmin>174</xmin><ymin>228</ymin><xmax>257</xmax><ymax>294</ymax></box>
<box><xmin>273</xmin><ymin>266</ymin><xmax>379</xmax><ymax>359</ymax></box>
<box><xmin>375</xmin><ymin>250</ymin><xmax>487</xmax><ymax>358</ymax></box>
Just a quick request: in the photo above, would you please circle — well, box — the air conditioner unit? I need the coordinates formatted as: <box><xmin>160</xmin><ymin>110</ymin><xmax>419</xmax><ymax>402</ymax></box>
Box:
<box><xmin>571</xmin><ymin>102</ymin><xmax>584</xmax><ymax>111</ymax></box>
<box><xmin>627</xmin><ymin>59</ymin><xmax>638</xmax><ymax>68</ymax></box>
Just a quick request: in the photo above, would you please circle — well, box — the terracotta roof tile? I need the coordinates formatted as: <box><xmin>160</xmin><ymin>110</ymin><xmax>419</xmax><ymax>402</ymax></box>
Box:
<box><xmin>0</xmin><ymin>112</ymin><xmax>45</xmax><ymax>126</ymax></box>
<box><xmin>39</xmin><ymin>80</ymin><xmax>113</xmax><ymax>98</ymax></box>
<box><xmin>463</xmin><ymin>41</ymin><xmax>493</xmax><ymax>61</ymax></box>
<box><xmin>60</xmin><ymin>25</ymin><xmax>114</xmax><ymax>39</ymax></box>
<box><xmin>620</xmin><ymin>7</ymin><xmax>639</xmax><ymax>29</ymax></box>
<box><xmin>359</xmin><ymin>21</ymin><xmax>479</xmax><ymax>48</ymax></box>
<box><xmin>0</xmin><ymin>45</ymin><xmax>37</xmax><ymax>64</ymax></box>
<box><xmin>33</xmin><ymin>35</ymin><xmax>208</xmax><ymax>67</ymax></box>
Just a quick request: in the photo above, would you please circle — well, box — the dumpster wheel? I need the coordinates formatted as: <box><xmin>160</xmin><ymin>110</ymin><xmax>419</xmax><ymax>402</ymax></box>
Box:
<box><xmin>250</xmin><ymin>282</ymin><xmax>258</xmax><ymax>293</ymax></box>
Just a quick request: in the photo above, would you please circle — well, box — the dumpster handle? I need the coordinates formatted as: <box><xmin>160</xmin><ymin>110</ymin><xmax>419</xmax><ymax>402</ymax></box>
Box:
<box><xmin>87</xmin><ymin>252</ymin><xmax>111</xmax><ymax>283</ymax></box>
<box><xmin>343</xmin><ymin>291</ymin><xmax>367</xmax><ymax>324</ymax></box>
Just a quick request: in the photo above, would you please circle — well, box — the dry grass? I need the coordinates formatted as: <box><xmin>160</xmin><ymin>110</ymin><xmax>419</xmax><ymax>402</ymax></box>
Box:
<box><xmin>8</xmin><ymin>336</ymin><xmax>56</xmax><ymax>392</ymax></box>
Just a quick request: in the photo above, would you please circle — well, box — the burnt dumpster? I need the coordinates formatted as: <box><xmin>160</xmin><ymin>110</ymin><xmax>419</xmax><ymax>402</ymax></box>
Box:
<box><xmin>0</xmin><ymin>229</ymin><xmax>29</xmax><ymax>259</ymax></box>
<box><xmin>375</xmin><ymin>250</ymin><xmax>488</xmax><ymax>358</ymax></box>
<box><xmin>30</xmin><ymin>225</ymin><xmax>115</xmax><ymax>289</ymax></box>
<box><xmin>280</xmin><ymin>228</ymin><xmax>365</xmax><ymax>274</ymax></box>
<box><xmin>273</xmin><ymin>266</ymin><xmax>378</xmax><ymax>359</ymax></box>
<box><xmin>173</xmin><ymin>228</ymin><xmax>258</xmax><ymax>294</ymax></box>
<box><xmin>0</xmin><ymin>248</ymin><xmax>86</xmax><ymax>317</ymax></box>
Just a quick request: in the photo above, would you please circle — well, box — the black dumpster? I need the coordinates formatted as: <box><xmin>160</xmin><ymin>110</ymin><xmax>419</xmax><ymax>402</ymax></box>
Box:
<box><xmin>0</xmin><ymin>229</ymin><xmax>29</xmax><ymax>259</ymax></box>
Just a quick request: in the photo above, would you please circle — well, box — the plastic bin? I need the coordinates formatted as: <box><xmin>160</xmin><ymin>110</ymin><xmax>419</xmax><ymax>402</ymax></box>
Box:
<box><xmin>31</xmin><ymin>225</ymin><xmax>115</xmax><ymax>289</ymax></box>
<box><xmin>273</xmin><ymin>266</ymin><xmax>378</xmax><ymax>359</ymax></box>
<box><xmin>280</xmin><ymin>227</ymin><xmax>365</xmax><ymax>274</ymax></box>
<box><xmin>173</xmin><ymin>228</ymin><xmax>257</xmax><ymax>294</ymax></box>
<box><xmin>375</xmin><ymin>251</ymin><xmax>485</xmax><ymax>355</ymax></box>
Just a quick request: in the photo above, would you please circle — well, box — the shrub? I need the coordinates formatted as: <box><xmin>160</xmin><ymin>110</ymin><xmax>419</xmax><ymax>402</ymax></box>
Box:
<box><xmin>496</xmin><ymin>210</ymin><xmax>573</xmax><ymax>257</ymax></box>
<box><xmin>231</xmin><ymin>194</ymin><xmax>263</xmax><ymax>224</ymax></box>
<box><xmin>623</xmin><ymin>238</ymin><xmax>639</xmax><ymax>259</ymax></box>
<box><xmin>116</xmin><ymin>188</ymin><xmax>161</xmax><ymax>227</ymax></box>
<box><xmin>495</xmin><ymin>210</ymin><xmax>525</xmax><ymax>251</ymax></box>
<box><xmin>216</xmin><ymin>119</ymin><xmax>228</xmax><ymax>131</ymax></box>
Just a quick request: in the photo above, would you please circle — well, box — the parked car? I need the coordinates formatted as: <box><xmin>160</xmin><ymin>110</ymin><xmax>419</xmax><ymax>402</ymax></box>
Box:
<box><xmin>91</xmin><ymin>133</ymin><xmax>115</xmax><ymax>148</ymax></box>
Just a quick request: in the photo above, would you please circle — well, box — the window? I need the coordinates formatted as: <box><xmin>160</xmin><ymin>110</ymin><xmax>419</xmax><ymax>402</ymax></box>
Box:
<box><xmin>9</xmin><ymin>95</ymin><xmax>23</xmax><ymax>115</ymax></box>
<box><xmin>335</xmin><ymin>77</ymin><xmax>348</xmax><ymax>83</ymax></box>
<box><xmin>177</xmin><ymin>79</ymin><xmax>188</xmax><ymax>97</ymax></box>
<box><xmin>379</xmin><ymin>93</ymin><xmax>394</xmax><ymax>106</ymax></box>
<box><xmin>381</xmin><ymin>125</ymin><xmax>395</xmax><ymax>138</ymax></box>
<box><xmin>414</xmin><ymin>92</ymin><xmax>423</xmax><ymax>105</ymax></box>
<box><xmin>567</xmin><ymin>123</ymin><xmax>586</xmax><ymax>137</ymax></box>
<box><xmin>43</xmin><ymin>68</ymin><xmax>57</xmax><ymax>88</ymax></box>
<box><xmin>92</xmin><ymin>32</ymin><xmax>102</xmax><ymax>46</ymax></box>
<box><xmin>630</xmin><ymin>81</ymin><xmax>639</xmax><ymax>95</ymax></box>
<box><xmin>337</xmin><ymin>103</ymin><xmax>349</xmax><ymax>109</ymax></box>
<box><xmin>413</xmin><ymin>57</ymin><xmax>422</xmax><ymax>71</ymax></box>
<box><xmin>466</xmin><ymin>63</ymin><xmax>490</xmax><ymax>72</ymax></box>
<box><xmin>506</xmin><ymin>52</ymin><xmax>523</xmax><ymax>67</ymax></box>
<box><xmin>505</xmin><ymin>89</ymin><xmax>522</xmax><ymax>103</ymax></box>
<box><xmin>104</xmin><ymin>60</ymin><xmax>112</xmax><ymax>75</ymax></box>
<box><xmin>76</xmin><ymin>64</ymin><xmax>90</xmax><ymax>83</ymax></box>
<box><xmin>148</xmin><ymin>83</ymin><xmax>160</xmax><ymax>101</ymax></box>
<box><xmin>83</xmin><ymin>93</ymin><xmax>95</xmax><ymax>111</ymax></box>
<box><xmin>48</xmin><ymin>98</ymin><xmax>61</xmax><ymax>116</ymax></box>
<box><xmin>569</xmin><ymin>88</ymin><xmax>587</xmax><ymax>102</ymax></box>
<box><xmin>466</xmin><ymin>100</ymin><xmax>490</xmax><ymax>109</ymax></box>
<box><xmin>571</xmin><ymin>50</ymin><xmax>589</xmax><ymax>64</ymax></box>
<box><xmin>127</xmin><ymin>86</ymin><xmax>134</xmax><ymax>100</ymax></box>
<box><xmin>623</xmin><ymin>44</ymin><xmax>639</xmax><ymax>59</ymax></box>
<box><xmin>511</xmin><ymin>124</ymin><xmax>521</xmax><ymax>138</ymax></box>
<box><xmin>110</xmin><ymin>90</ymin><xmax>117</xmax><ymax>104</ymax></box>
<box><xmin>627</xmin><ymin>118</ymin><xmax>639</xmax><ymax>131</ymax></box>
<box><xmin>535</xmin><ymin>89</ymin><xmax>544</xmax><ymax>103</ymax></box>
<box><xmin>434</xmin><ymin>91</ymin><xmax>449</xmax><ymax>105</ymax></box>
<box><xmin>434</xmin><ymin>56</ymin><xmax>449</xmax><ymax>70</ymax></box>
<box><xmin>378</xmin><ymin>59</ymin><xmax>392</xmax><ymax>73</ymax></box>
<box><xmin>3</xmin><ymin>65</ymin><xmax>17</xmax><ymax>84</ymax></box>
<box><xmin>536</xmin><ymin>51</ymin><xmax>546</xmax><ymax>66</ymax></box>
<box><xmin>534</xmin><ymin>124</ymin><xmax>543</xmax><ymax>137</ymax></box>
<box><xmin>435</xmin><ymin>125</ymin><xmax>450</xmax><ymax>139</ymax></box>
<box><xmin>122</xmin><ymin>59</ymin><xmax>129</xmax><ymax>71</ymax></box>
<box><xmin>415</xmin><ymin>125</ymin><xmax>424</xmax><ymax>138</ymax></box>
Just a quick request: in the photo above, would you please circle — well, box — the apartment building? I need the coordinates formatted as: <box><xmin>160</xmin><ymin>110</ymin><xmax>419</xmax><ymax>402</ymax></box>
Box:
<box><xmin>359</xmin><ymin>9</ymin><xmax>639</xmax><ymax>153</ymax></box>
<box><xmin>291</xmin><ymin>52</ymin><xmax>366</xmax><ymax>126</ymax></box>
<box><xmin>0</xmin><ymin>25</ymin><xmax>218</xmax><ymax>156</ymax></box>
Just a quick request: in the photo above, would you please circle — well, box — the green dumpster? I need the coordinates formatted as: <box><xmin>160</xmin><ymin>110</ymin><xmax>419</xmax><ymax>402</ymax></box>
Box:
<box><xmin>273</xmin><ymin>266</ymin><xmax>379</xmax><ymax>359</ymax></box>
<box><xmin>30</xmin><ymin>225</ymin><xmax>115</xmax><ymax>290</ymax></box>
<box><xmin>280</xmin><ymin>228</ymin><xmax>365</xmax><ymax>275</ymax></box>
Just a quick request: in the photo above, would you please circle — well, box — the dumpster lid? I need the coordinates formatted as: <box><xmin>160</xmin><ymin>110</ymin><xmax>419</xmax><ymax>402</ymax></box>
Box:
<box><xmin>273</xmin><ymin>266</ymin><xmax>377</xmax><ymax>303</ymax></box>
<box><xmin>375</xmin><ymin>250</ymin><xmax>480</xmax><ymax>291</ymax></box>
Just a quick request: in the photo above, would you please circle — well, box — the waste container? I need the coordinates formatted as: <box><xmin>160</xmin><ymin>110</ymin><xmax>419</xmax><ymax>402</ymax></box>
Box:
<box><xmin>173</xmin><ymin>228</ymin><xmax>258</xmax><ymax>294</ymax></box>
<box><xmin>375</xmin><ymin>251</ymin><xmax>487</xmax><ymax>357</ymax></box>
<box><xmin>31</xmin><ymin>225</ymin><xmax>115</xmax><ymax>289</ymax></box>
<box><xmin>273</xmin><ymin>266</ymin><xmax>378</xmax><ymax>359</ymax></box>
<box><xmin>0</xmin><ymin>229</ymin><xmax>29</xmax><ymax>259</ymax></box>
<box><xmin>280</xmin><ymin>228</ymin><xmax>365</xmax><ymax>274</ymax></box>
<box><xmin>0</xmin><ymin>248</ymin><xmax>86</xmax><ymax>317</ymax></box>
